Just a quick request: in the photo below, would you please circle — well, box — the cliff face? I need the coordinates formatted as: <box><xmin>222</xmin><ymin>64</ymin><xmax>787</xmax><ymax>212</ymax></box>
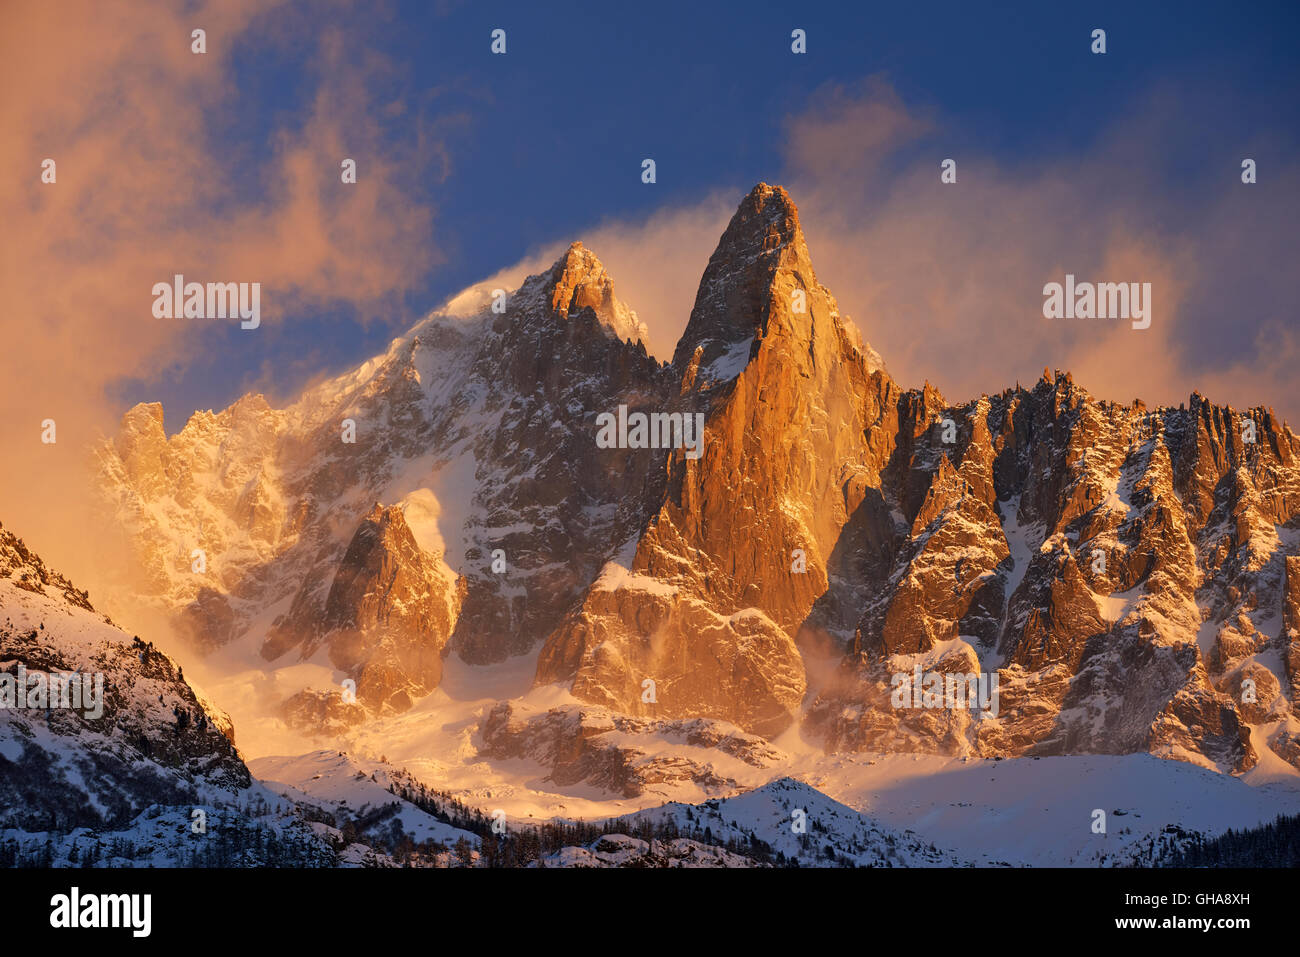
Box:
<box><xmin>536</xmin><ymin>185</ymin><xmax>894</xmax><ymax>736</ymax></box>
<box><xmin>808</xmin><ymin>373</ymin><xmax>1300</xmax><ymax>772</ymax></box>
<box><xmin>88</xmin><ymin>184</ymin><xmax>1300</xmax><ymax>773</ymax></box>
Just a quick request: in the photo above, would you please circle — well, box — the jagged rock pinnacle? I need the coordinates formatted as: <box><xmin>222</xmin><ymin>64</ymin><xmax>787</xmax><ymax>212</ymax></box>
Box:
<box><xmin>540</xmin><ymin>241</ymin><xmax>648</xmax><ymax>345</ymax></box>
<box><xmin>671</xmin><ymin>183</ymin><xmax>812</xmax><ymax>371</ymax></box>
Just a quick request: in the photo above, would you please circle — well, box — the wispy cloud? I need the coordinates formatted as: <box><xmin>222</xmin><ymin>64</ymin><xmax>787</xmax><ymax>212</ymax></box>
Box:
<box><xmin>0</xmin><ymin>0</ymin><xmax>444</xmax><ymax>568</ymax></box>
<box><xmin>781</xmin><ymin>77</ymin><xmax>1300</xmax><ymax>422</ymax></box>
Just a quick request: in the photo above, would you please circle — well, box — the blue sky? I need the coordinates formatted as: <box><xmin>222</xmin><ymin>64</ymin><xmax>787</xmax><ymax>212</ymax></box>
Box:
<box><xmin>102</xmin><ymin>0</ymin><xmax>1300</xmax><ymax>428</ymax></box>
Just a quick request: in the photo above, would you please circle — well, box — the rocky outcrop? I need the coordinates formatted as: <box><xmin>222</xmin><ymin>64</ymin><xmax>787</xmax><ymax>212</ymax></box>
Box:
<box><xmin>267</xmin><ymin>503</ymin><xmax>462</xmax><ymax>712</ymax></box>
<box><xmin>544</xmin><ymin>241</ymin><xmax>650</xmax><ymax>346</ymax></box>
<box><xmin>862</xmin><ymin>454</ymin><xmax>1010</xmax><ymax>657</ymax></box>
<box><xmin>479</xmin><ymin>700</ymin><xmax>784</xmax><ymax>798</ymax></box>
<box><xmin>539</xmin><ymin>575</ymin><xmax>807</xmax><ymax>737</ymax></box>
<box><xmin>809</xmin><ymin>369</ymin><xmax>1296</xmax><ymax>773</ymax></box>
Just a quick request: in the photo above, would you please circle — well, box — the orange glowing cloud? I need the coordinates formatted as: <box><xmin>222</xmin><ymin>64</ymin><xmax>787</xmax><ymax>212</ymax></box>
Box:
<box><xmin>780</xmin><ymin>78</ymin><xmax>1300</xmax><ymax>424</ymax></box>
<box><xmin>0</xmin><ymin>0</ymin><xmax>442</xmax><ymax>576</ymax></box>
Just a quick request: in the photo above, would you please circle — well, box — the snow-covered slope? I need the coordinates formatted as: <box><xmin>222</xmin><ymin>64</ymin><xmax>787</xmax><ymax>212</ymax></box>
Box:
<box><xmin>621</xmin><ymin>776</ymin><xmax>955</xmax><ymax>867</ymax></box>
<box><xmin>0</xmin><ymin>522</ymin><xmax>466</xmax><ymax>868</ymax></box>
<box><xmin>0</xmin><ymin>520</ymin><xmax>249</xmax><ymax>831</ymax></box>
<box><xmin>791</xmin><ymin>751</ymin><xmax>1300</xmax><ymax>867</ymax></box>
<box><xmin>249</xmin><ymin>750</ymin><xmax>481</xmax><ymax>850</ymax></box>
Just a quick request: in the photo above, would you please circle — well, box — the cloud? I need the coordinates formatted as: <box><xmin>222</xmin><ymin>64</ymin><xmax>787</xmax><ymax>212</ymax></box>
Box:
<box><xmin>778</xmin><ymin>77</ymin><xmax>1300</xmax><ymax>423</ymax></box>
<box><xmin>582</xmin><ymin>196</ymin><xmax>739</xmax><ymax>361</ymax></box>
<box><xmin>0</xmin><ymin>0</ymin><xmax>443</xmax><ymax>574</ymax></box>
<box><xmin>467</xmin><ymin>74</ymin><xmax>1299</xmax><ymax>435</ymax></box>
<box><xmin>432</xmin><ymin>193</ymin><xmax>737</xmax><ymax>363</ymax></box>
<box><xmin>536</xmin><ymin>75</ymin><xmax>1299</xmax><ymax>427</ymax></box>
<box><xmin>783</xmin><ymin>76</ymin><xmax>934</xmax><ymax>191</ymax></box>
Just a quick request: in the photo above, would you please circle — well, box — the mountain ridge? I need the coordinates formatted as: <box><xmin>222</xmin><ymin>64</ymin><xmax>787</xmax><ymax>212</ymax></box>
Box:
<box><xmin>84</xmin><ymin>182</ymin><xmax>1300</xmax><ymax>776</ymax></box>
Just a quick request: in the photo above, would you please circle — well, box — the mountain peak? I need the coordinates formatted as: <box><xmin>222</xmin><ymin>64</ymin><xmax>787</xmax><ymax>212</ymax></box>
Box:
<box><xmin>713</xmin><ymin>183</ymin><xmax>806</xmax><ymax>274</ymax></box>
<box><xmin>670</xmin><ymin>182</ymin><xmax>813</xmax><ymax>371</ymax></box>
<box><xmin>738</xmin><ymin>180</ymin><xmax>795</xmax><ymax>237</ymax></box>
<box><xmin>539</xmin><ymin>241</ymin><xmax>648</xmax><ymax>345</ymax></box>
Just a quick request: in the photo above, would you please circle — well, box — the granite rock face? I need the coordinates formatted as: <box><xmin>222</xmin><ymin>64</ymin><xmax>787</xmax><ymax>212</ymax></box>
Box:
<box><xmin>809</xmin><ymin>372</ymin><xmax>1300</xmax><ymax>772</ymax></box>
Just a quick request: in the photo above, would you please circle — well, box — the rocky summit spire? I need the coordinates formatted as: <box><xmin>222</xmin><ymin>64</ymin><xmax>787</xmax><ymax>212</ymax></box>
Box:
<box><xmin>671</xmin><ymin>183</ymin><xmax>810</xmax><ymax>370</ymax></box>
<box><xmin>538</xmin><ymin>241</ymin><xmax>649</xmax><ymax>346</ymax></box>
